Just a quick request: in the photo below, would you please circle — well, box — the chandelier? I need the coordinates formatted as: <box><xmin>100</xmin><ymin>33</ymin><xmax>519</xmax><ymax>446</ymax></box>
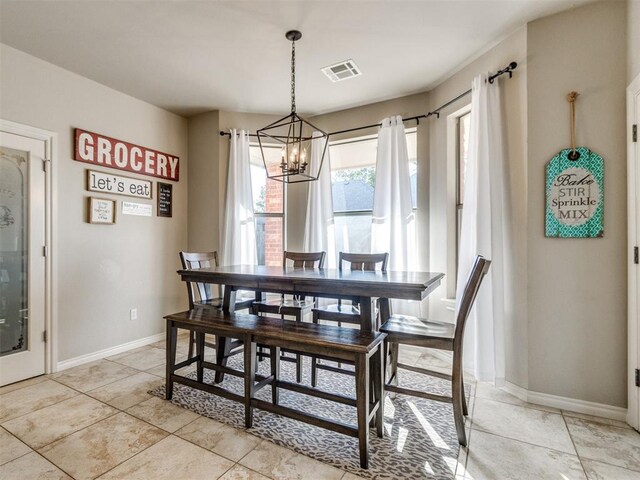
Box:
<box><xmin>257</xmin><ymin>30</ymin><xmax>329</xmax><ymax>183</ymax></box>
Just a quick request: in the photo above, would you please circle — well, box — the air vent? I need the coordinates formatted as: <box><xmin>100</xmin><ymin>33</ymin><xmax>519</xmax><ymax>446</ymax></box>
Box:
<box><xmin>321</xmin><ymin>59</ymin><xmax>362</xmax><ymax>82</ymax></box>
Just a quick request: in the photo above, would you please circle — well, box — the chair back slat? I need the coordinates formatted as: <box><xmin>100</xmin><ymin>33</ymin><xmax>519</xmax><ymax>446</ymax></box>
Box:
<box><xmin>179</xmin><ymin>251</ymin><xmax>219</xmax><ymax>308</ymax></box>
<box><xmin>283</xmin><ymin>251</ymin><xmax>326</xmax><ymax>269</ymax></box>
<box><xmin>338</xmin><ymin>252</ymin><xmax>388</xmax><ymax>272</ymax></box>
<box><xmin>453</xmin><ymin>255</ymin><xmax>491</xmax><ymax>346</ymax></box>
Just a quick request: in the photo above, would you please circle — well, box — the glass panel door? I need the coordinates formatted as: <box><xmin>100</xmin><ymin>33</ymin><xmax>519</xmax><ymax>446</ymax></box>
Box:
<box><xmin>0</xmin><ymin>147</ymin><xmax>28</xmax><ymax>357</ymax></box>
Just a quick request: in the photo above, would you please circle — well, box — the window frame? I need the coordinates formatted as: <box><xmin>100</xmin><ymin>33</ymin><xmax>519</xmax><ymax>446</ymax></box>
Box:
<box><xmin>249</xmin><ymin>142</ymin><xmax>286</xmax><ymax>265</ymax></box>
<box><xmin>446</xmin><ymin>104</ymin><xmax>472</xmax><ymax>299</ymax></box>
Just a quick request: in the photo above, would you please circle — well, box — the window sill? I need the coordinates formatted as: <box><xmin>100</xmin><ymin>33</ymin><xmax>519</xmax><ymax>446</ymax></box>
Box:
<box><xmin>441</xmin><ymin>297</ymin><xmax>456</xmax><ymax>312</ymax></box>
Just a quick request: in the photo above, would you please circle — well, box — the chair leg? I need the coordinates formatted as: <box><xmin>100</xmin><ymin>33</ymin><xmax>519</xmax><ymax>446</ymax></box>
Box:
<box><xmin>295</xmin><ymin>313</ymin><xmax>302</xmax><ymax>383</ymax></box>
<box><xmin>461</xmin><ymin>371</ymin><xmax>468</xmax><ymax>417</ymax></box>
<box><xmin>165</xmin><ymin>321</ymin><xmax>177</xmax><ymax>400</ymax></box>
<box><xmin>370</xmin><ymin>346</ymin><xmax>384</xmax><ymax>437</ymax></box>
<box><xmin>214</xmin><ymin>335</ymin><xmax>231</xmax><ymax>384</ymax></box>
<box><xmin>452</xmin><ymin>353</ymin><xmax>467</xmax><ymax>446</ymax></box>
<box><xmin>270</xmin><ymin>346</ymin><xmax>280</xmax><ymax>405</ymax></box>
<box><xmin>187</xmin><ymin>330</ymin><xmax>195</xmax><ymax>359</ymax></box>
<box><xmin>355</xmin><ymin>354</ymin><xmax>370</xmax><ymax>469</ymax></box>
<box><xmin>311</xmin><ymin>311</ymin><xmax>319</xmax><ymax>387</ymax></box>
<box><xmin>244</xmin><ymin>336</ymin><xmax>257</xmax><ymax>429</ymax></box>
<box><xmin>196</xmin><ymin>332</ymin><xmax>205</xmax><ymax>383</ymax></box>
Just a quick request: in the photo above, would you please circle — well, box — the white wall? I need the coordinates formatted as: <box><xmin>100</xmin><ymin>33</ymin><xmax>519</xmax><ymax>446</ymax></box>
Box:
<box><xmin>527</xmin><ymin>1</ymin><xmax>627</xmax><ymax>407</ymax></box>
<box><xmin>0</xmin><ymin>44</ymin><xmax>189</xmax><ymax>363</ymax></box>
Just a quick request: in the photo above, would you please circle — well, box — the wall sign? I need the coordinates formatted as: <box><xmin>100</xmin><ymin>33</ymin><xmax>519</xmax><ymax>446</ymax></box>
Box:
<box><xmin>74</xmin><ymin>128</ymin><xmax>180</xmax><ymax>181</ymax></box>
<box><xmin>87</xmin><ymin>170</ymin><xmax>152</xmax><ymax>199</ymax></box>
<box><xmin>88</xmin><ymin>197</ymin><xmax>116</xmax><ymax>224</ymax></box>
<box><xmin>122</xmin><ymin>201</ymin><xmax>152</xmax><ymax>217</ymax></box>
<box><xmin>157</xmin><ymin>182</ymin><xmax>172</xmax><ymax>217</ymax></box>
<box><xmin>545</xmin><ymin>147</ymin><xmax>604</xmax><ymax>238</ymax></box>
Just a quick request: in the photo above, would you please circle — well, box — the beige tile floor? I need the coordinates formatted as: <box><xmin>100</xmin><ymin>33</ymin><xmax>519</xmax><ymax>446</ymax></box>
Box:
<box><xmin>1</xmin><ymin>336</ymin><xmax>638</xmax><ymax>480</ymax></box>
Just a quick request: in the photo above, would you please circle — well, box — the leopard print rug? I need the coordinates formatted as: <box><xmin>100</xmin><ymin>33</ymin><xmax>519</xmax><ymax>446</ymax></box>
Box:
<box><xmin>151</xmin><ymin>354</ymin><xmax>468</xmax><ymax>479</ymax></box>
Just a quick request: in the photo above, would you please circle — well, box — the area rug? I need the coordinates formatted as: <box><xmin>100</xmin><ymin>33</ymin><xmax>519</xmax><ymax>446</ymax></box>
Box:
<box><xmin>151</xmin><ymin>354</ymin><xmax>468</xmax><ymax>480</ymax></box>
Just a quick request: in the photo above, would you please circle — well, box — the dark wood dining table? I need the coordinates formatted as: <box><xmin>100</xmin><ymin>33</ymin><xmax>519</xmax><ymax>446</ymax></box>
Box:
<box><xmin>177</xmin><ymin>265</ymin><xmax>444</xmax><ymax>381</ymax></box>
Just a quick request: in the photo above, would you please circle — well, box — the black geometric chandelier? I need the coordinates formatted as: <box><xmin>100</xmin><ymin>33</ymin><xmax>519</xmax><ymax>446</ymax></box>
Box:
<box><xmin>257</xmin><ymin>30</ymin><xmax>329</xmax><ymax>183</ymax></box>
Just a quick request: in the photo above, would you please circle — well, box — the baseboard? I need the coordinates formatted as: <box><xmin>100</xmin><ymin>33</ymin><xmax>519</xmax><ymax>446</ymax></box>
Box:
<box><xmin>504</xmin><ymin>381</ymin><xmax>627</xmax><ymax>422</ymax></box>
<box><xmin>56</xmin><ymin>332</ymin><xmax>166</xmax><ymax>372</ymax></box>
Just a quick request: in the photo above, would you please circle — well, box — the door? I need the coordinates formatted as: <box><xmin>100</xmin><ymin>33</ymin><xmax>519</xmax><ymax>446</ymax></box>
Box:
<box><xmin>629</xmin><ymin>73</ymin><xmax>640</xmax><ymax>430</ymax></box>
<box><xmin>0</xmin><ymin>131</ymin><xmax>47</xmax><ymax>386</ymax></box>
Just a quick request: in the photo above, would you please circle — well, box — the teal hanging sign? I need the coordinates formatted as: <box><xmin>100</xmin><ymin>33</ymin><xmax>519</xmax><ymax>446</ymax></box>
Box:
<box><xmin>545</xmin><ymin>147</ymin><xmax>604</xmax><ymax>238</ymax></box>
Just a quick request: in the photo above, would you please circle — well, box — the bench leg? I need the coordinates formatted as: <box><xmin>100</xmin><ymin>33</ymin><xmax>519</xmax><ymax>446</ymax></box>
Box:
<box><xmin>311</xmin><ymin>312</ymin><xmax>319</xmax><ymax>387</ymax></box>
<box><xmin>165</xmin><ymin>320</ymin><xmax>177</xmax><ymax>400</ymax></box>
<box><xmin>214</xmin><ymin>335</ymin><xmax>231</xmax><ymax>384</ymax></box>
<box><xmin>370</xmin><ymin>346</ymin><xmax>384</xmax><ymax>438</ymax></box>
<box><xmin>295</xmin><ymin>313</ymin><xmax>303</xmax><ymax>384</ymax></box>
<box><xmin>355</xmin><ymin>354</ymin><xmax>370</xmax><ymax>469</ymax></box>
<box><xmin>244</xmin><ymin>336</ymin><xmax>257</xmax><ymax>429</ymax></box>
<box><xmin>270</xmin><ymin>346</ymin><xmax>280</xmax><ymax>405</ymax></box>
<box><xmin>196</xmin><ymin>332</ymin><xmax>205</xmax><ymax>383</ymax></box>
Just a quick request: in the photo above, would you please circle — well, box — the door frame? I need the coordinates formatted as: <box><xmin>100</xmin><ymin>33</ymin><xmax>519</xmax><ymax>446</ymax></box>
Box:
<box><xmin>0</xmin><ymin>119</ymin><xmax>57</xmax><ymax>375</ymax></box>
<box><xmin>628</xmin><ymin>74</ymin><xmax>640</xmax><ymax>430</ymax></box>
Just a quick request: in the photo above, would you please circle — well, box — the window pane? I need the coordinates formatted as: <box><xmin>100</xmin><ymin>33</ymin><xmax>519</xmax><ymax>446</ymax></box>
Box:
<box><xmin>250</xmin><ymin>146</ymin><xmax>284</xmax><ymax>214</ymax></box>
<box><xmin>458</xmin><ymin>112</ymin><xmax>471</xmax><ymax>205</ymax></box>
<box><xmin>331</xmin><ymin>167</ymin><xmax>375</xmax><ymax>212</ymax></box>
<box><xmin>255</xmin><ymin>216</ymin><xmax>283</xmax><ymax>266</ymax></box>
<box><xmin>334</xmin><ymin>214</ymin><xmax>372</xmax><ymax>254</ymax></box>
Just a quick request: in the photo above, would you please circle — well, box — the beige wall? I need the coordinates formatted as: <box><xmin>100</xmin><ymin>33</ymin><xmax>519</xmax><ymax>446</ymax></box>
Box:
<box><xmin>629</xmin><ymin>0</ymin><xmax>640</xmax><ymax>82</ymax></box>
<box><xmin>527</xmin><ymin>1</ymin><xmax>627</xmax><ymax>406</ymax></box>
<box><xmin>0</xmin><ymin>44</ymin><xmax>189</xmax><ymax>362</ymax></box>
<box><xmin>187</xmin><ymin>111</ymin><xmax>220</xmax><ymax>252</ymax></box>
<box><xmin>426</xmin><ymin>27</ymin><xmax>529</xmax><ymax>388</ymax></box>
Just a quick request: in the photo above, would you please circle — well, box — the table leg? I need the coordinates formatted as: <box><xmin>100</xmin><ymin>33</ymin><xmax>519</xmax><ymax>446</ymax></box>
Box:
<box><xmin>215</xmin><ymin>285</ymin><xmax>238</xmax><ymax>383</ymax></box>
<box><xmin>358</xmin><ymin>296</ymin><xmax>376</xmax><ymax>332</ymax></box>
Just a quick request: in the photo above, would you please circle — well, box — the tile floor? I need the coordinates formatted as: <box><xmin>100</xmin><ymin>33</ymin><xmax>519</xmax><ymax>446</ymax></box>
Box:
<box><xmin>1</xmin><ymin>334</ymin><xmax>638</xmax><ymax>480</ymax></box>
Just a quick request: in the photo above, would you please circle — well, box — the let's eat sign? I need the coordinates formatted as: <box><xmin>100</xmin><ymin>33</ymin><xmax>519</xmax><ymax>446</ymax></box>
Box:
<box><xmin>545</xmin><ymin>147</ymin><xmax>604</xmax><ymax>238</ymax></box>
<box><xmin>74</xmin><ymin>128</ymin><xmax>179</xmax><ymax>181</ymax></box>
<box><xmin>87</xmin><ymin>170</ymin><xmax>152</xmax><ymax>199</ymax></box>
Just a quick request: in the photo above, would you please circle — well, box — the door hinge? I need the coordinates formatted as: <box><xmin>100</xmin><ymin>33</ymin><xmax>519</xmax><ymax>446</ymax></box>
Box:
<box><xmin>42</xmin><ymin>331</ymin><xmax>47</xmax><ymax>343</ymax></box>
<box><xmin>41</xmin><ymin>158</ymin><xmax>49</xmax><ymax>172</ymax></box>
<box><xmin>635</xmin><ymin>246</ymin><xmax>639</xmax><ymax>265</ymax></box>
<box><xmin>636</xmin><ymin>368</ymin><xmax>640</xmax><ymax>387</ymax></box>
<box><xmin>633</xmin><ymin>124</ymin><xmax>638</xmax><ymax>143</ymax></box>
<box><xmin>43</xmin><ymin>245</ymin><xmax>48</xmax><ymax>257</ymax></box>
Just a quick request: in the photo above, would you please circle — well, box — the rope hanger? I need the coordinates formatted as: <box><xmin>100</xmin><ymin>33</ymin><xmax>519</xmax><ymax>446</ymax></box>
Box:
<box><xmin>567</xmin><ymin>91</ymin><xmax>580</xmax><ymax>160</ymax></box>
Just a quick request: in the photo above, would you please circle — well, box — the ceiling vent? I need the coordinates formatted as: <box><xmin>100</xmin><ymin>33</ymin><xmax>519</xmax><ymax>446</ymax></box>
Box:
<box><xmin>321</xmin><ymin>59</ymin><xmax>362</xmax><ymax>82</ymax></box>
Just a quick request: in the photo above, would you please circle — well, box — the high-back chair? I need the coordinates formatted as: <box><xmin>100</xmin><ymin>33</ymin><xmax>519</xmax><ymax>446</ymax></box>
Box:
<box><xmin>251</xmin><ymin>251</ymin><xmax>326</xmax><ymax>383</ymax></box>
<box><xmin>379</xmin><ymin>255</ymin><xmax>491</xmax><ymax>446</ymax></box>
<box><xmin>179</xmin><ymin>251</ymin><xmax>253</xmax><ymax>359</ymax></box>
<box><xmin>310</xmin><ymin>252</ymin><xmax>389</xmax><ymax>386</ymax></box>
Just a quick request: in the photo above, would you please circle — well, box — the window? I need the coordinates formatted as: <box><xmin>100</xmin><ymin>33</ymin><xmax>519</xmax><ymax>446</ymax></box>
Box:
<box><xmin>329</xmin><ymin>129</ymin><xmax>417</xmax><ymax>254</ymax></box>
<box><xmin>445</xmin><ymin>106</ymin><xmax>471</xmax><ymax>299</ymax></box>
<box><xmin>456</xmin><ymin>111</ymin><xmax>471</xmax><ymax>251</ymax></box>
<box><xmin>250</xmin><ymin>145</ymin><xmax>285</xmax><ymax>266</ymax></box>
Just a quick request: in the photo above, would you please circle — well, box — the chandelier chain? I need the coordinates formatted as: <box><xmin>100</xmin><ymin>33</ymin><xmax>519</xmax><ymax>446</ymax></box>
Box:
<box><xmin>290</xmin><ymin>39</ymin><xmax>296</xmax><ymax>113</ymax></box>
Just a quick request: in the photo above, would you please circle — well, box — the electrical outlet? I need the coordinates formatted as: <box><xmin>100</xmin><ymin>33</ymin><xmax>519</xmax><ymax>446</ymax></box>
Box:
<box><xmin>130</xmin><ymin>308</ymin><xmax>137</xmax><ymax>321</ymax></box>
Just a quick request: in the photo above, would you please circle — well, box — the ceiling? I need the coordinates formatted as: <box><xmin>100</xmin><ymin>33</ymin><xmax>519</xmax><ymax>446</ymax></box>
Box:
<box><xmin>0</xmin><ymin>1</ymin><xmax>592</xmax><ymax>117</ymax></box>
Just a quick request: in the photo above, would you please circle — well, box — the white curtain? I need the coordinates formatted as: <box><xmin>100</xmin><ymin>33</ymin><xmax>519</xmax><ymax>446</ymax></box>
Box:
<box><xmin>371</xmin><ymin>116</ymin><xmax>417</xmax><ymax>314</ymax></box>
<box><xmin>221</xmin><ymin>129</ymin><xmax>257</xmax><ymax>266</ymax></box>
<box><xmin>455</xmin><ymin>74</ymin><xmax>510</xmax><ymax>385</ymax></box>
<box><xmin>303</xmin><ymin>132</ymin><xmax>337</xmax><ymax>268</ymax></box>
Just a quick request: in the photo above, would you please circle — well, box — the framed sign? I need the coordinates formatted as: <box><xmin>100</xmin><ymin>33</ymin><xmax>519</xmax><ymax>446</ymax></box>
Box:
<box><xmin>545</xmin><ymin>147</ymin><xmax>604</xmax><ymax>238</ymax></box>
<box><xmin>87</xmin><ymin>170</ymin><xmax>152</xmax><ymax>199</ymax></box>
<box><xmin>122</xmin><ymin>201</ymin><xmax>152</xmax><ymax>217</ymax></box>
<box><xmin>74</xmin><ymin>128</ymin><xmax>180</xmax><ymax>181</ymax></box>
<box><xmin>88</xmin><ymin>197</ymin><xmax>116</xmax><ymax>224</ymax></box>
<box><xmin>157</xmin><ymin>182</ymin><xmax>172</xmax><ymax>217</ymax></box>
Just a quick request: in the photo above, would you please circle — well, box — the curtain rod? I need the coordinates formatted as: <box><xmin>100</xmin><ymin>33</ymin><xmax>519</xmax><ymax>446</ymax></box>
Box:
<box><xmin>219</xmin><ymin>61</ymin><xmax>517</xmax><ymax>139</ymax></box>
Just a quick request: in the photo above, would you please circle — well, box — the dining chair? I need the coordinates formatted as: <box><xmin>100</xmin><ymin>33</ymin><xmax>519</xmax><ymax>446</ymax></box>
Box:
<box><xmin>251</xmin><ymin>251</ymin><xmax>326</xmax><ymax>383</ymax></box>
<box><xmin>179</xmin><ymin>251</ymin><xmax>254</xmax><ymax>359</ymax></box>
<box><xmin>379</xmin><ymin>255</ymin><xmax>491</xmax><ymax>446</ymax></box>
<box><xmin>310</xmin><ymin>252</ymin><xmax>389</xmax><ymax>387</ymax></box>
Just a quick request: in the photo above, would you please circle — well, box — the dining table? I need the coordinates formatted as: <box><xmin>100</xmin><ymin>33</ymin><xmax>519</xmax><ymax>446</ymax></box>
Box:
<box><xmin>177</xmin><ymin>264</ymin><xmax>445</xmax><ymax>382</ymax></box>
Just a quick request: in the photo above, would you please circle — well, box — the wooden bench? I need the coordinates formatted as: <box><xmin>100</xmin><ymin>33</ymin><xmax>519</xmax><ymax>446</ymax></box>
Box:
<box><xmin>164</xmin><ymin>307</ymin><xmax>386</xmax><ymax>469</ymax></box>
